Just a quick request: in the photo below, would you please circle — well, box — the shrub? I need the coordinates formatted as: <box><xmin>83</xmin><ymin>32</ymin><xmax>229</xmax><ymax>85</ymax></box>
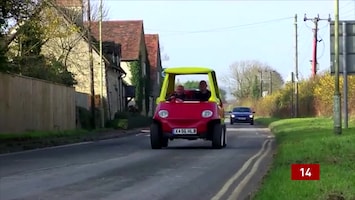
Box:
<box><xmin>107</xmin><ymin>111</ymin><xmax>152</xmax><ymax>130</ymax></box>
<box><xmin>247</xmin><ymin>71</ymin><xmax>355</xmax><ymax>119</ymax></box>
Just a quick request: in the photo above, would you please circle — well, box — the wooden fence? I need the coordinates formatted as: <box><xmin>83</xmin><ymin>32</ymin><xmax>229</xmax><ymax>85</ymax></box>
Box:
<box><xmin>0</xmin><ymin>73</ymin><xmax>76</xmax><ymax>133</ymax></box>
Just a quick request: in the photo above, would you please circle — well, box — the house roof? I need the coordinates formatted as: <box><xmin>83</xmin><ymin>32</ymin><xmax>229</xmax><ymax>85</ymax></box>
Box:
<box><xmin>89</xmin><ymin>20</ymin><xmax>144</xmax><ymax>61</ymax></box>
<box><xmin>145</xmin><ymin>34</ymin><xmax>159</xmax><ymax>68</ymax></box>
<box><xmin>145</xmin><ymin>34</ymin><xmax>160</xmax><ymax>81</ymax></box>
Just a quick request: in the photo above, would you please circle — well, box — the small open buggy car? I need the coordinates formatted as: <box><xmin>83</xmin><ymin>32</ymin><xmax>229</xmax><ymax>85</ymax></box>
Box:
<box><xmin>150</xmin><ymin>67</ymin><xmax>227</xmax><ymax>149</ymax></box>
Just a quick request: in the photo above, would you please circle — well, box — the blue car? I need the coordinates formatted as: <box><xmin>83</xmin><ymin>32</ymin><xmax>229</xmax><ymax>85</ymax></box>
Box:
<box><xmin>229</xmin><ymin>107</ymin><xmax>255</xmax><ymax>125</ymax></box>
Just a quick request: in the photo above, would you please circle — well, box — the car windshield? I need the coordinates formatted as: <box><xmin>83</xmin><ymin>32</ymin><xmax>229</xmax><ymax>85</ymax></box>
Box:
<box><xmin>233</xmin><ymin>107</ymin><xmax>251</xmax><ymax>112</ymax></box>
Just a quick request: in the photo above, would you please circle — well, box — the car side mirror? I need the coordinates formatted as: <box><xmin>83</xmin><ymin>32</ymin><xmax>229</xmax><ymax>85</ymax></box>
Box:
<box><xmin>229</xmin><ymin>111</ymin><xmax>232</xmax><ymax>113</ymax></box>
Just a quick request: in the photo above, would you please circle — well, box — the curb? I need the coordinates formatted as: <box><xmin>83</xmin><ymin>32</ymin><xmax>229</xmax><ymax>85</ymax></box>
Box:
<box><xmin>0</xmin><ymin>128</ymin><xmax>147</xmax><ymax>156</ymax></box>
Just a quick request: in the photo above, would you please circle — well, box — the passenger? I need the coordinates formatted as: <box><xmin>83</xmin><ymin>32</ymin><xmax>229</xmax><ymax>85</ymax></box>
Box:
<box><xmin>195</xmin><ymin>80</ymin><xmax>211</xmax><ymax>101</ymax></box>
<box><xmin>167</xmin><ymin>85</ymin><xmax>186</xmax><ymax>101</ymax></box>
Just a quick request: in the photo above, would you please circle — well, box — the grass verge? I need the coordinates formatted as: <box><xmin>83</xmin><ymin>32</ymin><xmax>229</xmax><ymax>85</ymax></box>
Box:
<box><xmin>0</xmin><ymin>128</ymin><xmax>142</xmax><ymax>154</ymax></box>
<box><xmin>253</xmin><ymin>117</ymin><xmax>355</xmax><ymax>200</ymax></box>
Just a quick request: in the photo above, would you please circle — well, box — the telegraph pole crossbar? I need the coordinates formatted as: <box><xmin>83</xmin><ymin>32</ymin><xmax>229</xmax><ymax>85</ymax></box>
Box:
<box><xmin>304</xmin><ymin>14</ymin><xmax>331</xmax><ymax>77</ymax></box>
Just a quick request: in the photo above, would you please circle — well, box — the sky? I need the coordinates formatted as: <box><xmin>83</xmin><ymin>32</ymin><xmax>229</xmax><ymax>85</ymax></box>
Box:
<box><xmin>99</xmin><ymin>0</ymin><xmax>355</xmax><ymax>96</ymax></box>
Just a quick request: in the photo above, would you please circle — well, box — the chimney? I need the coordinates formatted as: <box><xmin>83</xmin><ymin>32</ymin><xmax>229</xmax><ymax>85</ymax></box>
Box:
<box><xmin>55</xmin><ymin>0</ymin><xmax>84</xmax><ymax>26</ymax></box>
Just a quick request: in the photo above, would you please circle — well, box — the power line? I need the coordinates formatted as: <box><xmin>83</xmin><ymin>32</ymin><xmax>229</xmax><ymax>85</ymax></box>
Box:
<box><xmin>146</xmin><ymin>16</ymin><xmax>293</xmax><ymax>36</ymax></box>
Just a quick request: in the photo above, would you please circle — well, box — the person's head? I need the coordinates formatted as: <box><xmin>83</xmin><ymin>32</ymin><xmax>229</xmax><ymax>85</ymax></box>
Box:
<box><xmin>176</xmin><ymin>85</ymin><xmax>184</xmax><ymax>95</ymax></box>
<box><xmin>199</xmin><ymin>80</ymin><xmax>208</xmax><ymax>92</ymax></box>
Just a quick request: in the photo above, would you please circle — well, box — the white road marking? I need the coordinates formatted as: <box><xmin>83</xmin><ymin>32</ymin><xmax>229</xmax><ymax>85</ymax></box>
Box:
<box><xmin>227</xmin><ymin>139</ymin><xmax>273</xmax><ymax>200</ymax></box>
<box><xmin>0</xmin><ymin>141</ymin><xmax>94</xmax><ymax>157</ymax></box>
<box><xmin>211</xmin><ymin>139</ymin><xmax>270</xmax><ymax>200</ymax></box>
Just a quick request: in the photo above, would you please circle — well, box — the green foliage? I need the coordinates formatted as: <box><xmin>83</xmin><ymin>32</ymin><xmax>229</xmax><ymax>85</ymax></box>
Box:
<box><xmin>76</xmin><ymin>106</ymin><xmax>101</xmax><ymax>130</ymax></box>
<box><xmin>77</xmin><ymin>106</ymin><xmax>92</xmax><ymax>130</ymax></box>
<box><xmin>2</xmin><ymin>7</ymin><xmax>77</xmax><ymax>86</ymax></box>
<box><xmin>144</xmin><ymin>63</ymin><xmax>151</xmax><ymax>116</ymax></box>
<box><xmin>7</xmin><ymin>55</ymin><xmax>77</xmax><ymax>86</ymax></box>
<box><xmin>107</xmin><ymin>112</ymin><xmax>152</xmax><ymax>130</ymax></box>
<box><xmin>219</xmin><ymin>88</ymin><xmax>227</xmax><ymax>103</ymax></box>
<box><xmin>0</xmin><ymin>0</ymin><xmax>37</xmax><ymax>33</ymax></box>
<box><xmin>129</xmin><ymin>60</ymin><xmax>143</xmax><ymax>112</ymax></box>
<box><xmin>250</xmin><ymin>72</ymin><xmax>355</xmax><ymax>118</ymax></box>
<box><xmin>183</xmin><ymin>80</ymin><xmax>199</xmax><ymax>89</ymax></box>
<box><xmin>251</xmin><ymin>75</ymin><xmax>260</xmax><ymax>100</ymax></box>
<box><xmin>253</xmin><ymin>118</ymin><xmax>355</xmax><ymax>200</ymax></box>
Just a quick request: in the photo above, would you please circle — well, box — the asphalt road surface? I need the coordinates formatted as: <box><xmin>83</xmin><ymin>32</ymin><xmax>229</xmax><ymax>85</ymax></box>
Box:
<box><xmin>0</xmin><ymin>123</ymin><xmax>275</xmax><ymax>200</ymax></box>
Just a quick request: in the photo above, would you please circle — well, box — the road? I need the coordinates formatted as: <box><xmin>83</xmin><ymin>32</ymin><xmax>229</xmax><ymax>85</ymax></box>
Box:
<box><xmin>0</xmin><ymin>123</ymin><xmax>275</xmax><ymax>200</ymax></box>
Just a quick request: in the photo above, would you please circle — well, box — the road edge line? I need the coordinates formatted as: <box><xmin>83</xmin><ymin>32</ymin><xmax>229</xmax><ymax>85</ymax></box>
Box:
<box><xmin>210</xmin><ymin>139</ymin><xmax>270</xmax><ymax>200</ymax></box>
<box><xmin>227</xmin><ymin>139</ymin><xmax>273</xmax><ymax>200</ymax></box>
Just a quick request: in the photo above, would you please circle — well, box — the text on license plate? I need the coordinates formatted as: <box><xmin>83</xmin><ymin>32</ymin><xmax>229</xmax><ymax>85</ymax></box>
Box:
<box><xmin>238</xmin><ymin>117</ymin><xmax>246</xmax><ymax>120</ymax></box>
<box><xmin>173</xmin><ymin>128</ymin><xmax>197</xmax><ymax>134</ymax></box>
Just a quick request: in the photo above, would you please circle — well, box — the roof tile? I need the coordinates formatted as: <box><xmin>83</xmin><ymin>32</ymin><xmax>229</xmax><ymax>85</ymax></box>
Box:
<box><xmin>145</xmin><ymin>34</ymin><xmax>160</xmax><ymax>80</ymax></box>
<box><xmin>89</xmin><ymin>20</ymin><xmax>143</xmax><ymax>61</ymax></box>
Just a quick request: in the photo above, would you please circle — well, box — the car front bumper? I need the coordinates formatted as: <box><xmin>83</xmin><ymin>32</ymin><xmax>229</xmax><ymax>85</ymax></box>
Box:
<box><xmin>231</xmin><ymin>116</ymin><xmax>253</xmax><ymax>123</ymax></box>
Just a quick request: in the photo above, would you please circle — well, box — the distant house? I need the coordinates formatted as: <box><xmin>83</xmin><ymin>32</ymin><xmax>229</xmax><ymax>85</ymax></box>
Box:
<box><xmin>145</xmin><ymin>34</ymin><xmax>163</xmax><ymax>115</ymax></box>
<box><xmin>7</xmin><ymin>0</ymin><xmax>128</xmax><ymax>124</ymax></box>
<box><xmin>90</xmin><ymin>20</ymin><xmax>152</xmax><ymax>116</ymax></box>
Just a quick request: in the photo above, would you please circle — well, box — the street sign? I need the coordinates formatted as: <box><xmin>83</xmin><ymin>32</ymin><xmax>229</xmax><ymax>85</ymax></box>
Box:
<box><xmin>329</xmin><ymin>20</ymin><xmax>355</xmax><ymax>75</ymax></box>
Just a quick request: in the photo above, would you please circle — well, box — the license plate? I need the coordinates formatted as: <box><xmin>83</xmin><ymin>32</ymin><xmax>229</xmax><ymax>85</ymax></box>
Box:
<box><xmin>238</xmin><ymin>117</ymin><xmax>246</xmax><ymax>120</ymax></box>
<box><xmin>173</xmin><ymin>128</ymin><xmax>197</xmax><ymax>134</ymax></box>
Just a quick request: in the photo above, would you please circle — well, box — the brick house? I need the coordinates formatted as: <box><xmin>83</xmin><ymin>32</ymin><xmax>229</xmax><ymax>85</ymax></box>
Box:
<box><xmin>145</xmin><ymin>34</ymin><xmax>163</xmax><ymax>115</ymax></box>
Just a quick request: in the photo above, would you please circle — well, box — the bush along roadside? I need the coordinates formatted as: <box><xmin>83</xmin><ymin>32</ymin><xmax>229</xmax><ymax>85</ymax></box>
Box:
<box><xmin>252</xmin><ymin>117</ymin><xmax>355</xmax><ymax>200</ymax></box>
<box><xmin>106</xmin><ymin>112</ymin><xmax>152</xmax><ymax>130</ymax></box>
<box><xmin>0</xmin><ymin>119</ymin><xmax>149</xmax><ymax>155</ymax></box>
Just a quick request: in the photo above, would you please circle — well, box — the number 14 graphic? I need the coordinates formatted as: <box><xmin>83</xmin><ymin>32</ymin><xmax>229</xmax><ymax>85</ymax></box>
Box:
<box><xmin>291</xmin><ymin>164</ymin><xmax>320</xmax><ymax>180</ymax></box>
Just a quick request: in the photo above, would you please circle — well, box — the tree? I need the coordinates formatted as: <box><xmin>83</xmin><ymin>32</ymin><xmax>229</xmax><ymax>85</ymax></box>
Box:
<box><xmin>219</xmin><ymin>88</ymin><xmax>227</xmax><ymax>103</ymax></box>
<box><xmin>0</xmin><ymin>0</ymin><xmax>38</xmax><ymax>69</ymax></box>
<box><xmin>222</xmin><ymin>60</ymin><xmax>284</xmax><ymax>100</ymax></box>
<box><xmin>183</xmin><ymin>80</ymin><xmax>199</xmax><ymax>89</ymax></box>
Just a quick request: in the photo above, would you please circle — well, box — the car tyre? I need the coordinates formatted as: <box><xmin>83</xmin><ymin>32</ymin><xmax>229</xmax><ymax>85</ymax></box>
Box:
<box><xmin>223</xmin><ymin>124</ymin><xmax>227</xmax><ymax>147</ymax></box>
<box><xmin>150</xmin><ymin>123</ymin><xmax>162</xmax><ymax>149</ymax></box>
<box><xmin>250</xmin><ymin>120</ymin><xmax>254</xmax><ymax>125</ymax></box>
<box><xmin>230</xmin><ymin>119</ymin><xmax>234</xmax><ymax>125</ymax></box>
<box><xmin>212</xmin><ymin>123</ymin><xmax>223</xmax><ymax>149</ymax></box>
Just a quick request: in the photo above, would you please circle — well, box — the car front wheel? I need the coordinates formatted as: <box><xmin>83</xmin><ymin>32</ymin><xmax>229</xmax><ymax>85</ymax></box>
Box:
<box><xmin>212</xmin><ymin>124</ymin><xmax>223</xmax><ymax>149</ymax></box>
<box><xmin>150</xmin><ymin>123</ymin><xmax>162</xmax><ymax>149</ymax></box>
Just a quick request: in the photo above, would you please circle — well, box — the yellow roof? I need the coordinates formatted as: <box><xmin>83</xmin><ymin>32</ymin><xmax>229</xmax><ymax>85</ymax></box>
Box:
<box><xmin>164</xmin><ymin>67</ymin><xmax>214</xmax><ymax>74</ymax></box>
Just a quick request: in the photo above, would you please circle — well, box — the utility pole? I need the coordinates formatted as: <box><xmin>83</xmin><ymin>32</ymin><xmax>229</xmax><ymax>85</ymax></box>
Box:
<box><xmin>343</xmin><ymin>22</ymin><xmax>349</xmax><ymax>129</ymax></box>
<box><xmin>87</xmin><ymin>0</ymin><xmax>96</xmax><ymax>129</ymax></box>
<box><xmin>291</xmin><ymin>72</ymin><xmax>295</xmax><ymax>117</ymax></box>
<box><xmin>294</xmin><ymin>14</ymin><xmax>299</xmax><ymax>118</ymax></box>
<box><xmin>99</xmin><ymin>0</ymin><xmax>104</xmax><ymax>128</ymax></box>
<box><xmin>259</xmin><ymin>70</ymin><xmax>263</xmax><ymax>97</ymax></box>
<box><xmin>269</xmin><ymin>70</ymin><xmax>274</xmax><ymax>95</ymax></box>
<box><xmin>304</xmin><ymin>14</ymin><xmax>331</xmax><ymax>77</ymax></box>
<box><xmin>333</xmin><ymin>0</ymin><xmax>342</xmax><ymax>134</ymax></box>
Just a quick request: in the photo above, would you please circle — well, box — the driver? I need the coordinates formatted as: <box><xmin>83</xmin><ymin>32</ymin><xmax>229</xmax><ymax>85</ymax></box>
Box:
<box><xmin>167</xmin><ymin>85</ymin><xmax>186</xmax><ymax>101</ymax></box>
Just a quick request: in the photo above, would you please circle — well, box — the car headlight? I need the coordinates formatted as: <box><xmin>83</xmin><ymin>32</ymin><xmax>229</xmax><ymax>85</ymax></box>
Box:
<box><xmin>158</xmin><ymin>110</ymin><xmax>169</xmax><ymax>118</ymax></box>
<box><xmin>202</xmin><ymin>110</ymin><xmax>213</xmax><ymax>118</ymax></box>
<box><xmin>249</xmin><ymin>114</ymin><xmax>254</xmax><ymax>118</ymax></box>
<box><xmin>231</xmin><ymin>114</ymin><xmax>235</xmax><ymax>117</ymax></box>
